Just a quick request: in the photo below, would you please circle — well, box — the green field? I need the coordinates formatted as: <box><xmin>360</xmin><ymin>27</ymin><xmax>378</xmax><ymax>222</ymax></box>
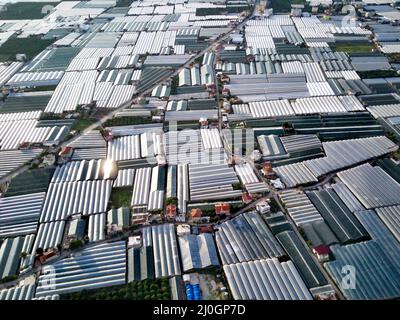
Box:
<box><xmin>110</xmin><ymin>187</ymin><xmax>133</xmax><ymax>208</ymax></box>
<box><xmin>71</xmin><ymin>118</ymin><xmax>96</xmax><ymax>132</ymax></box>
<box><xmin>0</xmin><ymin>2</ymin><xmax>59</xmax><ymax>20</ymax></box>
<box><xmin>0</xmin><ymin>36</ymin><xmax>55</xmax><ymax>62</ymax></box>
<box><xmin>61</xmin><ymin>279</ymin><xmax>171</xmax><ymax>300</ymax></box>
<box><xmin>269</xmin><ymin>0</ymin><xmax>305</xmax><ymax>13</ymax></box>
<box><xmin>103</xmin><ymin>116</ymin><xmax>153</xmax><ymax>127</ymax></box>
<box><xmin>334</xmin><ymin>43</ymin><xmax>374</xmax><ymax>54</ymax></box>
<box><xmin>358</xmin><ymin>70</ymin><xmax>399</xmax><ymax>79</ymax></box>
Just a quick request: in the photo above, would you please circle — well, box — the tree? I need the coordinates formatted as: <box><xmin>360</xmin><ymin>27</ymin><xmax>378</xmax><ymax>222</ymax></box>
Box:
<box><xmin>232</xmin><ymin>182</ymin><xmax>242</xmax><ymax>190</ymax></box>
<box><xmin>124</xmin><ymin>292</ymin><xmax>132</xmax><ymax>300</ymax></box>
<box><xmin>69</xmin><ymin>239</ymin><xmax>83</xmax><ymax>250</ymax></box>
<box><xmin>166</xmin><ymin>197</ymin><xmax>178</xmax><ymax>205</ymax></box>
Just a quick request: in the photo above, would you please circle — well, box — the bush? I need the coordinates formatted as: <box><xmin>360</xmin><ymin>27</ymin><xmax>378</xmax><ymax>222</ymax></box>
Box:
<box><xmin>232</xmin><ymin>182</ymin><xmax>242</xmax><ymax>190</ymax></box>
<box><xmin>61</xmin><ymin>279</ymin><xmax>171</xmax><ymax>300</ymax></box>
<box><xmin>166</xmin><ymin>197</ymin><xmax>178</xmax><ymax>205</ymax></box>
<box><xmin>110</xmin><ymin>187</ymin><xmax>132</xmax><ymax>208</ymax></box>
<box><xmin>1</xmin><ymin>275</ymin><xmax>18</xmax><ymax>283</ymax></box>
<box><xmin>69</xmin><ymin>239</ymin><xmax>84</xmax><ymax>250</ymax></box>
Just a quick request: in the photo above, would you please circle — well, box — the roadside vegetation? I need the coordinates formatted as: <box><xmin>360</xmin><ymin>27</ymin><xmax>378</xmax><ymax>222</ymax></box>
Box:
<box><xmin>0</xmin><ymin>36</ymin><xmax>55</xmax><ymax>62</ymax></box>
<box><xmin>103</xmin><ymin>116</ymin><xmax>153</xmax><ymax>127</ymax></box>
<box><xmin>61</xmin><ymin>279</ymin><xmax>171</xmax><ymax>300</ymax></box>
<box><xmin>71</xmin><ymin>118</ymin><xmax>97</xmax><ymax>132</ymax></box>
<box><xmin>358</xmin><ymin>70</ymin><xmax>399</xmax><ymax>78</ymax></box>
<box><xmin>270</xmin><ymin>0</ymin><xmax>305</xmax><ymax>13</ymax></box>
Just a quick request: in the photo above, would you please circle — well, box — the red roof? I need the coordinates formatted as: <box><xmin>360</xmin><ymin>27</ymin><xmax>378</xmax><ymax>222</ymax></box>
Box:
<box><xmin>166</xmin><ymin>204</ymin><xmax>177</xmax><ymax>219</ymax></box>
<box><xmin>200</xmin><ymin>226</ymin><xmax>213</xmax><ymax>233</ymax></box>
<box><xmin>59</xmin><ymin>146</ymin><xmax>73</xmax><ymax>156</ymax></box>
<box><xmin>313</xmin><ymin>245</ymin><xmax>330</xmax><ymax>255</ymax></box>
<box><xmin>18</xmin><ymin>142</ymin><xmax>30</xmax><ymax>149</ymax></box>
<box><xmin>242</xmin><ymin>193</ymin><xmax>252</xmax><ymax>204</ymax></box>
<box><xmin>215</xmin><ymin>203</ymin><xmax>230</xmax><ymax>215</ymax></box>
<box><xmin>191</xmin><ymin>208</ymin><xmax>202</xmax><ymax>218</ymax></box>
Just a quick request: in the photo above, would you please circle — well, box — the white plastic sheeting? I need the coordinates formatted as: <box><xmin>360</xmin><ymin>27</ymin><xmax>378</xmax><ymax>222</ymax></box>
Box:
<box><xmin>66</xmin><ymin>57</ymin><xmax>100</xmax><ymax>71</ymax></box>
<box><xmin>337</xmin><ymin>163</ymin><xmax>400</xmax><ymax>209</ymax></box>
<box><xmin>178</xmin><ymin>233</ymin><xmax>219</xmax><ymax>271</ymax></box>
<box><xmin>307</xmin><ymin>82</ymin><xmax>335</xmax><ymax>96</ymax></box>
<box><xmin>105</xmin><ymin>85</ymin><xmax>135</xmax><ymax>109</ymax></box>
<box><xmin>40</xmin><ymin>180</ymin><xmax>113</xmax><ymax>222</ymax></box>
<box><xmin>375</xmin><ymin>206</ymin><xmax>400</xmax><ymax>243</ymax></box>
<box><xmin>0</xmin><ymin>284</ymin><xmax>36</xmax><ymax>300</ymax></box>
<box><xmin>0</xmin><ymin>192</ymin><xmax>45</xmax><ymax>238</ymax></box>
<box><xmin>223</xmin><ymin>258</ymin><xmax>313</xmax><ymax>300</ymax></box>
<box><xmin>274</xmin><ymin>163</ymin><xmax>318</xmax><ymax>188</ymax></box>
<box><xmin>279</xmin><ymin>189</ymin><xmax>324</xmax><ymax>226</ymax></box>
<box><xmin>235</xmin><ymin>163</ymin><xmax>259</xmax><ymax>185</ymax></box>
<box><xmin>93</xmin><ymin>82</ymin><xmax>114</xmax><ymax>108</ymax></box>
<box><xmin>304</xmin><ymin>136</ymin><xmax>397</xmax><ymax>178</ymax></box>
<box><xmin>282</xmin><ymin>61</ymin><xmax>304</xmax><ymax>74</ymax></box>
<box><xmin>276</xmin><ymin>136</ymin><xmax>397</xmax><ymax>187</ymax></box>
<box><xmin>0</xmin><ymin>62</ymin><xmax>24</xmax><ymax>86</ymax></box>
<box><xmin>7</xmin><ymin>71</ymin><xmax>64</xmax><ymax>87</ymax></box>
<box><xmin>31</xmin><ymin>220</ymin><xmax>66</xmax><ymax>253</ymax></box>
<box><xmin>107</xmin><ymin>135</ymin><xmax>141</xmax><ymax>161</ymax></box>
<box><xmin>0</xmin><ymin>118</ymin><xmax>51</xmax><ymax>150</ymax></box>
<box><xmin>0</xmin><ymin>149</ymin><xmax>42</xmax><ymax>179</ymax></box>
<box><xmin>247</xmin><ymin>99</ymin><xmax>294</xmax><ymax>118</ymax></box>
<box><xmin>35</xmin><ymin>241</ymin><xmax>127</xmax><ymax>297</ymax></box>
<box><xmin>303</xmin><ymin>62</ymin><xmax>326</xmax><ymax>83</ymax></box>
<box><xmin>291</xmin><ymin>96</ymin><xmax>355</xmax><ymax>114</ymax></box>
<box><xmin>132</xmin><ymin>31</ymin><xmax>176</xmax><ymax>54</ymax></box>
<box><xmin>51</xmin><ymin>159</ymin><xmax>117</xmax><ymax>183</ymax></box>
<box><xmin>215</xmin><ymin>211</ymin><xmax>284</xmax><ymax>264</ymax></box>
<box><xmin>44</xmin><ymin>71</ymin><xmax>98</xmax><ymax>113</ymax></box>
<box><xmin>189</xmin><ymin>163</ymin><xmax>241</xmax><ymax>201</ymax></box>
<box><xmin>200</xmin><ymin>128</ymin><xmax>223</xmax><ymax>149</ymax></box>
<box><xmin>131</xmin><ymin>167</ymin><xmax>152</xmax><ymax>207</ymax></box>
<box><xmin>88</xmin><ymin>213</ymin><xmax>106</xmax><ymax>242</ymax></box>
<box><xmin>177</xmin><ymin>163</ymin><xmax>189</xmax><ymax>214</ymax></box>
<box><xmin>367</xmin><ymin>104</ymin><xmax>400</xmax><ymax>119</ymax></box>
<box><xmin>113</xmin><ymin>168</ymin><xmax>135</xmax><ymax>188</ymax></box>
<box><xmin>68</xmin><ymin>130</ymin><xmax>106</xmax><ymax>149</ymax></box>
<box><xmin>148</xmin><ymin>190</ymin><xmax>164</xmax><ymax>212</ymax></box>
<box><xmin>163</xmin><ymin>130</ymin><xmax>227</xmax><ymax>165</ymax></box>
<box><xmin>147</xmin><ymin>224</ymin><xmax>181</xmax><ymax>278</ymax></box>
